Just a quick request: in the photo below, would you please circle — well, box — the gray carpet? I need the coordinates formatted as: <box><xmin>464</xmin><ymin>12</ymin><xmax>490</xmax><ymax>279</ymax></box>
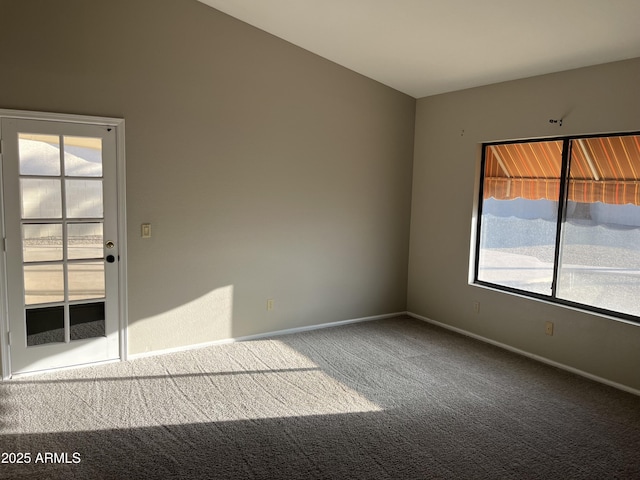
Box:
<box><xmin>1</xmin><ymin>316</ymin><xmax>639</xmax><ymax>479</ymax></box>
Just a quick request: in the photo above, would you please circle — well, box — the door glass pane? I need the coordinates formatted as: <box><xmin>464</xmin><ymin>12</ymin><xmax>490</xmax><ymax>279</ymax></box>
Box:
<box><xmin>477</xmin><ymin>140</ymin><xmax>563</xmax><ymax>295</ymax></box>
<box><xmin>557</xmin><ymin>136</ymin><xmax>640</xmax><ymax>317</ymax></box>
<box><xmin>26</xmin><ymin>306</ymin><xmax>65</xmax><ymax>346</ymax></box>
<box><xmin>70</xmin><ymin>302</ymin><xmax>105</xmax><ymax>341</ymax></box>
<box><xmin>22</xmin><ymin>224</ymin><xmax>63</xmax><ymax>262</ymax></box>
<box><xmin>68</xmin><ymin>262</ymin><xmax>105</xmax><ymax>301</ymax></box>
<box><xmin>68</xmin><ymin>223</ymin><xmax>103</xmax><ymax>260</ymax></box>
<box><xmin>65</xmin><ymin>179</ymin><xmax>103</xmax><ymax>218</ymax></box>
<box><xmin>20</xmin><ymin>178</ymin><xmax>62</xmax><ymax>219</ymax></box>
<box><xmin>18</xmin><ymin>134</ymin><xmax>61</xmax><ymax>176</ymax></box>
<box><xmin>24</xmin><ymin>264</ymin><xmax>64</xmax><ymax>305</ymax></box>
<box><xmin>64</xmin><ymin>136</ymin><xmax>102</xmax><ymax>177</ymax></box>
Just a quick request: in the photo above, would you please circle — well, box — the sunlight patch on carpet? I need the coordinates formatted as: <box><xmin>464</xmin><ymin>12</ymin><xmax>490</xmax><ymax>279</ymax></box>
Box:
<box><xmin>0</xmin><ymin>339</ymin><xmax>382</xmax><ymax>434</ymax></box>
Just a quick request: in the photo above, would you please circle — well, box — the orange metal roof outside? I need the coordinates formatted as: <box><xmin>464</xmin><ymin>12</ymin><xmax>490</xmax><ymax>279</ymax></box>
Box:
<box><xmin>483</xmin><ymin>135</ymin><xmax>640</xmax><ymax>205</ymax></box>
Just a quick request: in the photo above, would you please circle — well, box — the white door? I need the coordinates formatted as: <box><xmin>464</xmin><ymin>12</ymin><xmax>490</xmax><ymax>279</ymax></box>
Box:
<box><xmin>1</xmin><ymin>117</ymin><xmax>122</xmax><ymax>375</ymax></box>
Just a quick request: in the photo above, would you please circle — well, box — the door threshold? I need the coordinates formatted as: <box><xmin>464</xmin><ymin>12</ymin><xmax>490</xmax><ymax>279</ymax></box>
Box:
<box><xmin>6</xmin><ymin>358</ymin><xmax>122</xmax><ymax>380</ymax></box>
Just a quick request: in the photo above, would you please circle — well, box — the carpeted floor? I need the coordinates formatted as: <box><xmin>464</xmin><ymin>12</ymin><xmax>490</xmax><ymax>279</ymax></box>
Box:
<box><xmin>1</xmin><ymin>316</ymin><xmax>639</xmax><ymax>479</ymax></box>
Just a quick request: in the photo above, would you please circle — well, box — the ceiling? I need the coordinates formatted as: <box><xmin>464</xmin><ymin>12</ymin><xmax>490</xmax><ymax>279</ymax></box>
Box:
<box><xmin>196</xmin><ymin>0</ymin><xmax>640</xmax><ymax>98</ymax></box>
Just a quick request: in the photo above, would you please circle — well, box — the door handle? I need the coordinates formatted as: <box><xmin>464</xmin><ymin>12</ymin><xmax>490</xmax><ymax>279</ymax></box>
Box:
<box><xmin>106</xmin><ymin>255</ymin><xmax>116</xmax><ymax>263</ymax></box>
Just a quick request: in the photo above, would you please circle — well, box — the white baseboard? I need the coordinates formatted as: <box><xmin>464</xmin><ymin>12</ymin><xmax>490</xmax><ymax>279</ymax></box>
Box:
<box><xmin>129</xmin><ymin>311</ymin><xmax>406</xmax><ymax>361</ymax></box>
<box><xmin>407</xmin><ymin>312</ymin><xmax>640</xmax><ymax>397</ymax></box>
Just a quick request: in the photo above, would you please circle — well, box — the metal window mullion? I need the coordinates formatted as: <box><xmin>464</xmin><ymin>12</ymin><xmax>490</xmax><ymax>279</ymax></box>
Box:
<box><xmin>59</xmin><ymin>135</ymin><xmax>71</xmax><ymax>343</ymax></box>
<box><xmin>474</xmin><ymin>145</ymin><xmax>489</xmax><ymax>282</ymax></box>
<box><xmin>551</xmin><ymin>139</ymin><xmax>572</xmax><ymax>298</ymax></box>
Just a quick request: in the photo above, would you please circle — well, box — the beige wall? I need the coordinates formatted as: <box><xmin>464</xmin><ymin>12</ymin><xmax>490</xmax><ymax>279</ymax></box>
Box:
<box><xmin>408</xmin><ymin>58</ymin><xmax>640</xmax><ymax>390</ymax></box>
<box><xmin>0</xmin><ymin>0</ymin><xmax>415</xmax><ymax>358</ymax></box>
<box><xmin>2</xmin><ymin>0</ymin><xmax>639</xmax><ymax>392</ymax></box>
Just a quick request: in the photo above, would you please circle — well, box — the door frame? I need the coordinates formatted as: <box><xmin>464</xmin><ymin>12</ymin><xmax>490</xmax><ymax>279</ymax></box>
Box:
<box><xmin>0</xmin><ymin>109</ymin><xmax>128</xmax><ymax>379</ymax></box>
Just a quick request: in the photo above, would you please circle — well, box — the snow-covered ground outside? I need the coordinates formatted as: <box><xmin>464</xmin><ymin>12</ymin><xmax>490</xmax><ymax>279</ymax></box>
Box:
<box><xmin>478</xmin><ymin>198</ymin><xmax>640</xmax><ymax>317</ymax></box>
<box><xmin>18</xmin><ymin>137</ymin><xmax>105</xmax><ymax>306</ymax></box>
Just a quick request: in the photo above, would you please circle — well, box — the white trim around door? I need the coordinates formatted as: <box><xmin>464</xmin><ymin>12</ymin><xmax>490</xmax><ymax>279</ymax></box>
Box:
<box><xmin>0</xmin><ymin>109</ymin><xmax>127</xmax><ymax>379</ymax></box>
